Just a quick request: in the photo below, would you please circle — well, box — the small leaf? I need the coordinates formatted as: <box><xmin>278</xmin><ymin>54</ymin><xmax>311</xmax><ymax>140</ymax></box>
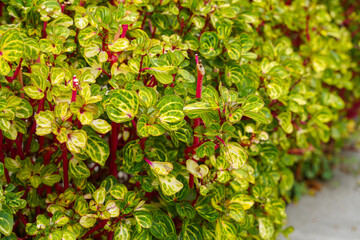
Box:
<box><xmin>85</xmin><ymin>135</ymin><xmax>110</xmax><ymax>166</ymax></box>
<box><xmin>0</xmin><ymin>209</ymin><xmax>14</xmax><ymax>236</ymax></box>
<box><xmin>186</xmin><ymin>160</ymin><xmax>209</xmax><ymax>178</ymax></box>
<box><xmin>259</xmin><ymin>217</ymin><xmax>274</xmax><ymax>240</ymax></box>
<box><xmin>109</xmin><ymin>38</ymin><xmax>130</xmax><ymax>52</ymax></box>
<box><xmin>93</xmin><ymin>187</ymin><xmax>106</xmax><ymax>205</ymax></box>
<box><xmin>90</xmin><ymin>119</ymin><xmax>112</xmax><ymax>134</ymax></box>
<box><xmin>158</xmin><ymin>174</ymin><xmax>183</xmax><ymax>196</ymax></box>
<box><xmin>242</xmin><ymin>93</ymin><xmax>264</xmax><ymax>112</ymax></box>
<box><xmin>134</xmin><ymin>211</ymin><xmax>152</xmax><ymax>228</ymax></box>
<box><xmin>151</xmin><ymin>161</ymin><xmax>173</xmax><ymax>175</ymax></box>
<box><xmin>110</xmin><ymin>184</ymin><xmax>128</xmax><ymax>200</ymax></box>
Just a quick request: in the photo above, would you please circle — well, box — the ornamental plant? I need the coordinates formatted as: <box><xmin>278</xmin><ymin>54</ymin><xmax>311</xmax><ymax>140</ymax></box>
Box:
<box><xmin>0</xmin><ymin>0</ymin><xmax>359</xmax><ymax>239</ymax></box>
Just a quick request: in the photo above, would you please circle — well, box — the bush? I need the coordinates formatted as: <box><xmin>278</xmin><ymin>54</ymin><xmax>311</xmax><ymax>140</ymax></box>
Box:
<box><xmin>0</xmin><ymin>0</ymin><xmax>358</xmax><ymax>239</ymax></box>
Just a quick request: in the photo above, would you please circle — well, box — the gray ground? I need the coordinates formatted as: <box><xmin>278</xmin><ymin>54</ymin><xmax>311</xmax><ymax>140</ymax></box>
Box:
<box><xmin>282</xmin><ymin>151</ymin><xmax>360</xmax><ymax>240</ymax></box>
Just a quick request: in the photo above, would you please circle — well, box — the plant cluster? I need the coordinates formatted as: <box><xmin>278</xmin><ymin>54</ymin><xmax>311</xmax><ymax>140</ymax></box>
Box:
<box><xmin>0</xmin><ymin>0</ymin><xmax>359</xmax><ymax>239</ymax></box>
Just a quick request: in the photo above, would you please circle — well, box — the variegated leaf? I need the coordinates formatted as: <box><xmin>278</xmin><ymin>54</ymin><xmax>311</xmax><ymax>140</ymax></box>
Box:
<box><xmin>158</xmin><ymin>174</ymin><xmax>183</xmax><ymax>196</ymax></box>
<box><xmin>107</xmin><ymin>89</ymin><xmax>139</xmax><ymax>123</ymax></box>
<box><xmin>85</xmin><ymin>134</ymin><xmax>110</xmax><ymax>166</ymax></box>
<box><xmin>0</xmin><ymin>29</ymin><xmax>24</xmax><ymax>62</ymax></box>
<box><xmin>156</xmin><ymin>95</ymin><xmax>184</xmax><ymax>123</ymax></box>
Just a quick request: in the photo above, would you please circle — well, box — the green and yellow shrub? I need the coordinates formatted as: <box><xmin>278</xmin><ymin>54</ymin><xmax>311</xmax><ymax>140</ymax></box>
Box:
<box><xmin>0</xmin><ymin>0</ymin><xmax>359</xmax><ymax>239</ymax></box>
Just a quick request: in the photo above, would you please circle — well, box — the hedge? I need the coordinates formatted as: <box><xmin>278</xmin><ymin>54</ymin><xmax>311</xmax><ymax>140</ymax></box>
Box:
<box><xmin>0</xmin><ymin>0</ymin><xmax>359</xmax><ymax>239</ymax></box>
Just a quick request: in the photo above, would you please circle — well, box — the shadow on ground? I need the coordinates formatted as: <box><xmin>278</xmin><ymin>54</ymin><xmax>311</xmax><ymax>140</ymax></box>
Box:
<box><xmin>282</xmin><ymin>151</ymin><xmax>360</xmax><ymax>240</ymax></box>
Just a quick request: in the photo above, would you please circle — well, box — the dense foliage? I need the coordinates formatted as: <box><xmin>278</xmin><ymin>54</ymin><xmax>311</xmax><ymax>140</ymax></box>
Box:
<box><xmin>0</xmin><ymin>0</ymin><xmax>359</xmax><ymax>239</ymax></box>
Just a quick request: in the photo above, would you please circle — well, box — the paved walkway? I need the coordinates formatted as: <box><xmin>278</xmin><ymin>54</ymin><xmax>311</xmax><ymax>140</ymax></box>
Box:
<box><xmin>283</xmin><ymin>151</ymin><xmax>360</xmax><ymax>240</ymax></box>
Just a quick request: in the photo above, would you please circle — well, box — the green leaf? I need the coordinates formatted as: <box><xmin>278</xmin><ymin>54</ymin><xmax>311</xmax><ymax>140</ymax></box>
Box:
<box><xmin>53</xmin><ymin>212</ymin><xmax>69</xmax><ymax>226</ymax></box>
<box><xmin>216</xmin><ymin>219</ymin><xmax>237</xmax><ymax>239</ymax></box>
<box><xmin>85</xmin><ymin>134</ymin><xmax>110</xmax><ymax>166</ymax></box>
<box><xmin>0</xmin><ymin>118</ymin><xmax>11</xmax><ymax>132</ymax></box>
<box><xmin>223</xmin><ymin>142</ymin><xmax>248</xmax><ymax>169</ymax></box>
<box><xmin>150</xmin><ymin>211</ymin><xmax>176</xmax><ymax>240</ymax></box>
<box><xmin>266</xmin><ymin>83</ymin><xmax>282</xmax><ymax>100</ymax></box>
<box><xmin>228</xmin><ymin>202</ymin><xmax>246</xmax><ymax>222</ymax></box>
<box><xmin>151</xmin><ymin>13</ymin><xmax>169</xmax><ymax>30</ymax></box>
<box><xmin>195</xmin><ymin>204</ymin><xmax>219</xmax><ymax>222</ymax></box>
<box><xmin>109</xmin><ymin>38</ymin><xmax>130</xmax><ymax>52</ymax></box>
<box><xmin>74</xmin><ymin>196</ymin><xmax>89</xmax><ymax>216</ymax></box>
<box><xmin>186</xmin><ymin>160</ymin><xmax>209</xmax><ymax>178</ymax></box>
<box><xmin>174</xmin><ymin>123</ymin><xmax>193</xmax><ymax>144</ymax></box>
<box><xmin>243</xmin><ymin>111</ymin><xmax>269</xmax><ymax>124</ymax></box>
<box><xmin>78</xmin><ymin>27</ymin><xmax>98</xmax><ymax>47</ymax></box>
<box><xmin>0</xmin><ymin>163</ymin><xmax>4</xmax><ymax>176</ymax></box>
<box><xmin>69</xmin><ymin>158</ymin><xmax>90</xmax><ymax>179</ymax></box>
<box><xmin>61</xmin><ymin>230</ymin><xmax>76</xmax><ymax>240</ymax></box>
<box><xmin>90</xmin><ymin>119</ymin><xmax>112</xmax><ymax>134</ymax></box>
<box><xmin>23</xmin><ymin>86</ymin><xmax>44</xmax><ymax>100</ymax></box>
<box><xmin>0</xmin><ymin>29</ymin><xmax>24</xmax><ymax>62</ymax></box>
<box><xmin>156</xmin><ymin>95</ymin><xmax>184</xmax><ymax>123</ymax></box>
<box><xmin>66</xmin><ymin>130</ymin><xmax>87</xmax><ymax>153</ymax></box>
<box><xmin>0</xmin><ymin>56</ymin><xmax>10</xmax><ymax>75</ymax></box>
<box><xmin>200</xmin><ymin>32</ymin><xmax>221</xmax><ymax>57</ymax></box>
<box><xmin>196</xmin><ymin>141</ymin><xmax>215</xmax><ymax>158</ymax></box>
<box><xmin>84</xmin><ymin>44</ymin><xmax>100</xmax><ymax>58</ymax></box>
<box><xmin>228</xmin><ymin>108</ymin><xmax>244</xmax><ymax>124</ymax></box>
<box><xmin>230</xmin><ymin>193</ymin><xmax>254</xmax><ymax>210</ymax></box>
<box><xmin>23</xmin><ymin>38</ymin><xmax>40</xmax><ymax>60</ymax></box>
<box><xmin>93</xmin><ymin>187</ymin><xmax>106</xmax><ymax>205</ymax></box>
<box><xmin>139</xmin><ymin>87</ymin><xmax>157</xmax><ymax>108</ymax></box>
<box><xmin>16</xmin><ymin>99</ymin><xmax>33</xmax><ymax>118</ymax></box>
<box><xmin>114</xmin><ymin>223</ymin><xmax>131</xmax><ymax>240</ymax></box>
<box><xmin>239</xmin><ymin>33</ymin><xmax>254</xmax><ymax>52</ymax></box>
<box><xmin>315</xmin><ymin>107</ymin><xmax>332</xmax><ymax>123</ymax></box>
<box><xmin>153</xmin><ymin>71</ymin><xmax>173</xmax><ymax>84</ymax></box>
<box><xmin>178</xmin><ymin>69</ymin><xmax>195</xmax><ymax>83</ymax></box>
<box><xmin>74</xmin><ymin>13</ymin><xmax>89</xmax><ymax>29</ymax></box>
<box><xmin>277</xmin><ymin>111</ymin><xmax>293</xmax><ymax>134</ymax></box>
<box><xmin>179</xmin><ymin>223</ymin><xmax>203</xmax><ymax>240</ymax></box>
<box><xmin>0</xmin><ymin>209</ymin><xmax>14</xmax><ymax>236</ymax></box>
<box><xmin>216</xmin><ymin>21</ymin><xmax>232</xmax><ymax>39</ymax></box>
<box><xmin>242</xmin><ymin>93</ymin><xmax>264</xmax><ymax>112</ymax></box>
<box><xmin>107</xmin><ymin>89</ymin><xmax>139</xmax><ymax>123</ymax></box>
<box><xmin>183</xmin><ymin>101</ymin><xmax>218</xmax><ymax>115</ymax></box>
<box><xmin>5</xmin><ymin>157</ymin><xmax>22</xmax><ymax>173</ymax></box>
<box><xmin>227</xmin><ymin>42</ymin><xmax>241</xmax><ymax>60</ymax></box>
<box><xmin>226</xmin><ymin>64</ymin><xmax>244</xmax><ymax>84</ymax></box>
<box><xmin>176</xmin><ymin>201</ymin><xmax>195</xmax><ymax>219</ymax></box>
<box><xmin>110</xmin><ymin>184</ymin><xmax>128</xmax><ymax>200</ymax></box>
<box><xmin>135</xmin><ymin>211</ymin><xmax>152</xmax><ymax>228</ymax></box>
<box><xmin>258</xmin><ymin>217</ymin><xmax>274</xmax><ymax>240</ymax></box>
<box><xmin>79</xmin><ymin>215</ymin><xmax>96</xmax><ymax>228</ymax></box>
<box><xmin>158</xmin><ymin>174</ymin><xmax>183</xmax><ymax>196</ymax></box>
<box><xmin>151</xmin><ymin>161</ymin><xmax>173</xmax><ymax>175</ymax></box>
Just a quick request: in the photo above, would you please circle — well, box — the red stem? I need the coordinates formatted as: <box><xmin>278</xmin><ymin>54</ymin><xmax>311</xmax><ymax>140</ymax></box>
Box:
<box><xmin>102</xmin><ymin>69</ymin><xmax>111</xmax><ymax>79</ymax></box>
<box><xmin>306</xmin><ymin>15</ymin><xmax>310</xmax><ymax>42</ymax></box>
<box><xmin>62</xmin><ymin>143</ymin><xmax>69</xmax><ymax>190</ymax></box>
<box><xmin>215</xmin><ymin>136</ymin><xmax>225</xmax><ymax>146</ymax></box>
<box><xmin>121</xmin><ymin>25</ymin><xmax>128</xmax><ymax>38</ymax></box>
<box><xmin>82</xmin><ymin>220</ymin><xmax>108</xmax><ymax>239</ymax></box>
<box><xmin>107</xmin><ymin>231</ymin><xmax>114</xmax><ymax>240</ymax></box>
<box><xmin>194</xmin><ymin>55</ymin><xmax>204</xmax><ymax>145</ymax></box>
<box><xmin>15</xmin><ymin>133</ymin><xmax>25</xmax><ymax>159</ymax></box>
<box><xmin>151</xmin><ymin>26</ymin><xmax>157</xmax><ymax>38</ymax></box>
<box><xmin>109</xmin><ymin>122</ymin><xmax>118</xmax><ymax>177</ymax></box>
<box><xmin>0</xmin><ymin>131</ymin><xmax>11</xmax><ymax>183</ymax></box>
<box><xmin>5</xmin><ymin>58</ymin><xmax>23</xmax><ymax>83</ymax></box>
<box><xmin>25</xmin><ymin>97</ymin><xmax>45</xmax><ymax>155</ymax></box>
<box><xmin>189</xmin><ymin>174</ymin><xmax>194</xmax><ymax>189</ymax></box>
<box><xmin>137</xmin><ymin>56</ymin><xmax>144</xmax><ymax>81</ymax></box>
<box><xmin>42</xmin><ymin>21</ymin><xmax>47</xmax><ymax>38</ymax></box>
